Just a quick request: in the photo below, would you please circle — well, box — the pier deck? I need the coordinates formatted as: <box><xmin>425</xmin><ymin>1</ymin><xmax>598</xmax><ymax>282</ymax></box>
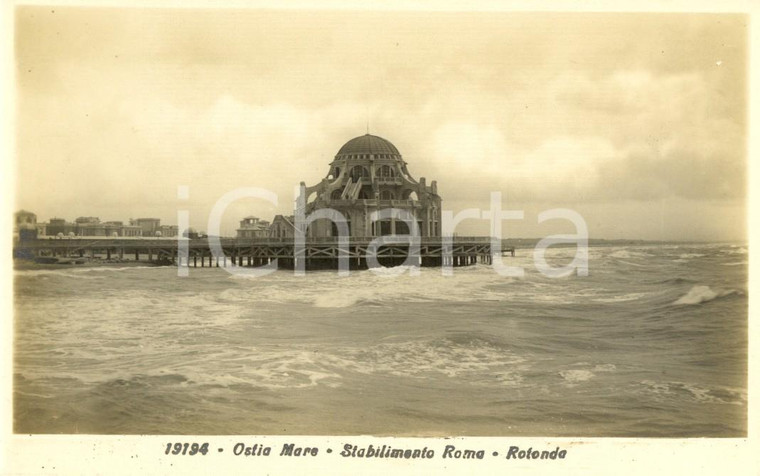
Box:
<box><xmin>13</xmin><ymin>237</ymin><xmax>514</xmax><ymax>269</ymax></box>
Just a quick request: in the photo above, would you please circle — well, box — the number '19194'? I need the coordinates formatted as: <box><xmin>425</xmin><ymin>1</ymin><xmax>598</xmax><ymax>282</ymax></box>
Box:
<box><xmin>165</xmin><ymin>443</ymin><xmax>209</xmax><ymax>455</ymax></box>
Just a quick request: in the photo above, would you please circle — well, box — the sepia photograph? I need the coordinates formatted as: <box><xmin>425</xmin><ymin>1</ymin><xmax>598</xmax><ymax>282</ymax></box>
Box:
<box><xmin>8</xmin><ymin>2</ymin><xmax>750</xmax><ymax>452</ymax></box>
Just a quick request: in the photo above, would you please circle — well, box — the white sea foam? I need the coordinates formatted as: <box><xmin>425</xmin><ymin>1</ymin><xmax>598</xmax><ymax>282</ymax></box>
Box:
<box><xmin>678</xmin><ymin>253</ymin><xmax>706</xmax><ymax>259</ymax></box>
<box><xmin>724</xmin><ymin>247</ymin><xmax>748</xmax><ymax>255</ymax></box>
<box><xmin>608</xmin><ymin>248</ymin><xmax>652</xmax><ymax>259</ymax></box>
<box><xmin>558</xmin><ymin>363</ymin><xmax>616</xmax><ymax>384</ymax></box>
<box><xmin>225</xmin><ymin>267</ymin><xmax>524</xmax><ymax>307</ymax></box>
<box><xmin>673</xmin><ymin>285</ymin><xmax>737</xmax><ymax>305</ymax></box>
<box><xmin>613</xmin><ymin>259</ymin><xmax>649</xmax><ymax>268</ymax></box>
<box><xmin>146</xmin><ymin>348</ymin><xmax>346</xmax><ymax>390</ymax></box>
<box><xmin>593</xmin><ymin>364</ymin><xmax>617</xmax><ymax>372</ymax></box>
<box><xmin>14</xmin><ymin>265</ymin><xmax>163</xmax><ymax>278</ymax></box>
<box><xmin>326</xmin><ymin>339</ymin><xmax>527</xmax><ymax>386</ymax></box>
<box><xmin>559</xmin><ymin>369</ymin><xmax>594</xmax><ymax>382</ymax></box>
<box><xmin>594</xmin><ymin>293</ymin><xmax>648</xmax><ymax>303</ymax></box>
<box><xmin>159</xmin><ymin>338</ymin><xmax>528</xmax><ymax>390</ymax></box>
<box><xmin>68</xmin><ymin>265</ymin><xmax>163</xmax><ymax>273</ymax></box>
<box><xmin>641</xmin><ymin>380</ymin><xmax>746</xmax><ymax>405</ymax></box>
<box><xmin>313</xmin><ymin>291</ymin><xmax>369</xmax><ymax>308</ymax></box>
<box><xmin>57</xmin><ymin>272</ymin><xmax>107</xmax><ymax>280</ymax></box>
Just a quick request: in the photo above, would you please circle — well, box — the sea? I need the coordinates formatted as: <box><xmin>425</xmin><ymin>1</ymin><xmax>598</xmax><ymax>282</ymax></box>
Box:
<box><xmin>13</xmin><ymin>242</ymin><xmax>748</xmax><ymax>437</ymax></box>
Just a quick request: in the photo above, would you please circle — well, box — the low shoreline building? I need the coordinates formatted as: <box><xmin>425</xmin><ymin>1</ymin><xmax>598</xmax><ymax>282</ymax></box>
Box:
<box><xmin>75</xmin><ymin>217</ymin><xmax>106</xmax><ymax>236</ymax></box>
<box><xmin>131</xmin><ymin>218</ymin><xmax>161</xmax><ymax>237</ymax></box>
<box><xmin>15</xmin><ymin>213</ymin><xmax>171</xmax><ymax>238</ymax></box>
<box><xmin>14</xmin><ymin>210</ymin><xmax>38</xmax><ymax>241</ymax></box>
<box><xmin>158</xmin><ymin>225</ymin><xmax>179</xmax><ymax>238</ymax></box>
<box><xmin>46</xmin><ymin>218</ymin><xmax>77</xmax><ymax>237</ymax></box>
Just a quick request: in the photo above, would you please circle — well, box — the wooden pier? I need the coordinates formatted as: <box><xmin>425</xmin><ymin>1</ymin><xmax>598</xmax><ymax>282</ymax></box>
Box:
<box><xmin>13</xmin><ymin>236</ymin><xmax>515</xmax><ymax>270</ymax></box>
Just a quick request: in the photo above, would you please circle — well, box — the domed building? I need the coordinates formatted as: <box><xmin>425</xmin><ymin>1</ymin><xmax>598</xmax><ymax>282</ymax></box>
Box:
<box><xmin>300</xmin><ymin>133</ymin><xmax>442</xmax><ymax>238</ymax></box>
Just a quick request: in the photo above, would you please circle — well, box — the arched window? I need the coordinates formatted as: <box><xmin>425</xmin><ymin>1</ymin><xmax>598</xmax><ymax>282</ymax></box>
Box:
<box><xmin>402</xmin><ymin>190</ymin><xmax>419</xmax><ymax>201</ymax></box>
<box><xmin>380</xmin><ymin>190</ymin><xmax>394</xmax><ymax>200</ymax></box>
<box><xmin>350</xmin><ymin>165</ymin><xmax>369</xmax><ymax>181</ymax></box>
<box><xmin>331</xmin><ymin>189</ymin><xmax>343</xmax><ymax>200</ymax></box>
<box><xmin>378</xmin><ymin>165</ymin><xmax>395</xmax><ymax>178</ymax></box>
<box><xmin>358</xmin><ymin>187</ymin><xmax>373</xmax><ymax>199</ymax></box>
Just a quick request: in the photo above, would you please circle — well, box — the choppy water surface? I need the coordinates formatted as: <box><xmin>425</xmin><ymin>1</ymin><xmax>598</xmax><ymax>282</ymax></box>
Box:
<box><xmin>14</xmin><ymin>243</ymin><xmax>747</xmax><ymax>436</ymax></box>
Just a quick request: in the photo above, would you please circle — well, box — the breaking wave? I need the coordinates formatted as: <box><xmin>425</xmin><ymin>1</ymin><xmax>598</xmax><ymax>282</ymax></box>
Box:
<box><xmin>14</xmin><ymin>266</ymin><xmax>164</xmax><ymax>279</ymax></box>
<box><xmin>559</xmin><ymin>369</ymin><xmax>594</xmax><ymax>382</ymax></box>
<box><xmin>673</xmin><ymin>285</ymin><xmax>740</xmax><ymax>305</ymax></box>
<box><xmin>641</xmin><ymin>380</ymin><xmax>746</xmax><ymax>405</ymax></box>
<box><xmin>559</xmin><ymin>363</ymin><xmax>616</xmax><ymax>384</ymax></box>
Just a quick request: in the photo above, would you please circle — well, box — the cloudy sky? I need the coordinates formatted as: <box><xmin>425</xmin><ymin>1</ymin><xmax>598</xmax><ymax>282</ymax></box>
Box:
<box><xmin>14</xmin><ymin>8</ymin><xmax>747</xmax><ymax>240</ymax></box>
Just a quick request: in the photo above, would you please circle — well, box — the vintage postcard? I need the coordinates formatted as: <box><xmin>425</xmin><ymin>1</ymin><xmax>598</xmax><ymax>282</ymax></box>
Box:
<box><xmin>3</xmin><ymin>1</ymin><xmax>757</xmax><ymax>474</ymax></box>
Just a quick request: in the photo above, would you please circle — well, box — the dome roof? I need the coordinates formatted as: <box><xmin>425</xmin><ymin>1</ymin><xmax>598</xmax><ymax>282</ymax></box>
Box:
<box><xmin>337</xmin><ymin>134</ymin><xmax>401</xmax><ymax>157</ymax></box>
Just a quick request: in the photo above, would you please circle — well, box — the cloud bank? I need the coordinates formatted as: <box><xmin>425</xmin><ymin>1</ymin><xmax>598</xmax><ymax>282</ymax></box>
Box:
<box><xmin>15</xmin><ymin>9</ymin><xmax>747</xmax><ymax>240</ymax></box>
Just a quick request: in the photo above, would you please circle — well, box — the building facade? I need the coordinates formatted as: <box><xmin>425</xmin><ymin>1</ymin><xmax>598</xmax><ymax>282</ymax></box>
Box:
<box><xmin>237</xmin><ymin>217</ymin><xmax>270</xmax><ymax>239</ymax></box>
<box><xmin>104</xmin><ymin>221</ymin><xmax>122</xmax><ymax>237</ymax></box>
<box><xmin>121</xmin><ymin>225</ymin><xmax>143</xmax><ymax>237</ymax></box>
<box><xmin>14</xmin><ymin>210</ymin><xmax>38</xmax><ymax>240</ymax></box>
<box><xmin>22</xmin><ymin>215</ymin><xmax>161</xmax><ymax>237</ymax></box>
<box><xmin>15</xmin><ymin>210</ymin><xmax>37</xmax><ymax>227</ymax></box>
<box><xmin>131</xmin><ymin>218</ymin><xmax>161</xmax><ymax>237</ymax></box>
<box><xmin>158</xmin><ymin>225</ymin><xmax>179</xmax><ymax>238</ymax></box>
<box><xmin>75</xmin><ymin>217</ymin><xmax>106</xmax><ymax>236</ymax></box>
<box><xmin>300</xmin><ymin>134</ymin><xmax>442</xmax><ymax>238</ymax></box>
<box><xmin>269</xmin><ymin>215</ymin><xmax>296</xmax><ymax>239</ymax></box>
<box><xmin>47</xmin><ymin>218</ymin><xmax>77</xmax><ymax>237</ymax></box>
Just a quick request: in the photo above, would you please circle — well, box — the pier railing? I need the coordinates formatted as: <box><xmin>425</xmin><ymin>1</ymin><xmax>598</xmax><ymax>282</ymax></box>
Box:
<box><xmin>232</xmin><ymin>236</ymin><xmax>495</xmax><ymax>245</ymax></box>
<box><xmin>16</xmin><ymin>235</ymin><xmax>501</xmax><ymax>248</ymax></box>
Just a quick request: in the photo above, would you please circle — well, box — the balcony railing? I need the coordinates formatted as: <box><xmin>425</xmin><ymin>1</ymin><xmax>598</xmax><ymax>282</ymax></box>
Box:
<box><xmin>375</xmin><ymin>176</ymin><xmax>402</xmax><ymax>184</ymax></box>
<box><xmin>326</xmin><ymin>198</ymin><xmax>422</xmax><ymax>208</ymax></box>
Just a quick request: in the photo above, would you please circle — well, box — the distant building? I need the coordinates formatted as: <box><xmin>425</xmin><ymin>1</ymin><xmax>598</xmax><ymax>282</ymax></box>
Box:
<box><xmin>14</xmin><ymin>210</ymin><xmax>38</xmax><ymax>241</ymax></box>
<box><xmin>15</xmin><ymin>213</ymin><xmax>171</xmax><ymax>238</ymax></box>
<box><xmin>78</xmin><ymin>224</ymin><xmax>106</xmax><ymax>236</ymax></box>
<box><xmin>237</xmin><ymin>216</ymin><xmax>270</xmax><ymax>239</ymax></box>
<box><xmin>102</xmin><ymin>221</ymin><xmax>142</xmax><ymax>237</ymax></box>
<box><xmin>47</xmin><ymin>218</ymin><xmax>77</xmax><ymax>237</ymax></box>
<box><xmin>103</xmin><ymin>221</ymin><xmax>122</xmax><ymax>237</ymax></box>
<box><xmin>158</xmin><ymin>225</ymin><xmax>179</xmax><ymax>238</ymax></box>
<box><xmin>66</xmin><ymin>216</ymin><xmax>105</xmax><ymax>236</ymax></box>
<box><xmin>182</xmin><ymin>228</ymin><xmax>199</xmax><ymax>239</ymax></box>
<box><xmin>131</xmin><ymin>218</ymin><xmax>161</xmax><ymax>237</ymax></box>
<box><xmin>121</xmin><ymin>225</ymin><xmax>143</xmax><ymax>237</ymax></box>
<box><xmin>15</xmin><ymin>210</ymin><xmax>37</xmax><ymax>227</ymax></box>
<box><xmin>269</xmin><ymin>215</ymin><xmax>295</xmax><ymax>239</ymax></box>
